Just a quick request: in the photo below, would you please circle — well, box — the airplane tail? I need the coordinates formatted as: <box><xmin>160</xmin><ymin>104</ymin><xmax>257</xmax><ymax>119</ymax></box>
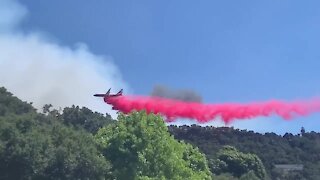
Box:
<box><xmin>106</xmin><ymin>88</ymin><xmax>111</xmax><ymax>95</ymax></box>
<box><xmin>94</xmin><ymin>88</ymin><xmax>111</xmax><ymax>97</ymax></box>
<box><xmin>116</xmin><ymin>89</ymin><xmax>123</xmax><ymax>95</ymax></box>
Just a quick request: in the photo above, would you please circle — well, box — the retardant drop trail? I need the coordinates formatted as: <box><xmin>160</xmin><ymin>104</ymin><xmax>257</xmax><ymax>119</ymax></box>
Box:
<box><xmin>104</xmin><ymin>95</ymin><xmax>320</xmax><ymax>124</ymax></box>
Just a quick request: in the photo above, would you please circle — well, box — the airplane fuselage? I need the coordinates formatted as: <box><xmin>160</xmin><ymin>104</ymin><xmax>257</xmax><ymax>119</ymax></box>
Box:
<box><xmin>94</xmin><ymin>88</ymin><xmax>123</xmax><ymax>105</ymax></box>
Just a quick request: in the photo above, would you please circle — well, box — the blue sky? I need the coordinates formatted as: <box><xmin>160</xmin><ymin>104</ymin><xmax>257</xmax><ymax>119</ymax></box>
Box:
<box><xmin>16</xmin><ymin>0</ymin><xmax>320</xmax><ymax>134</ymax></box>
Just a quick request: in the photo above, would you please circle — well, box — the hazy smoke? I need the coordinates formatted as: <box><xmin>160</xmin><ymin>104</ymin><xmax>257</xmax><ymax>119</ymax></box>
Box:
<box><xmin>0</xmin><ymin>0</ymin><xmax>129</xmax><ymax>118</ymax></box>
<box><xmin>151</xmin><ymin>85</ymin><xmax>202</xmax><ymax>102</ymax></box>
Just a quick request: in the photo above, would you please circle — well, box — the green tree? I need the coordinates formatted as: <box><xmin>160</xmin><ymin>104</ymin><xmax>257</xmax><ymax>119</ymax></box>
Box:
<box><xmin>62</xmin><ymin>105</ymin><xmax>114</xmax><ymax>134</ymax></box>
<box><xmin>95</xmin><ymin>111</ymin><xmax>212</xmax><ymax>180</ymax></box>
<box><xmin>210</xmin><ymin>146</ymin><xmax>267</xmax><ymax>179</ymax></box>
<box><xmin>0</xmin><ymin>113</ymin><xmax>112</xmax><ymax>180</ymax></box>
<box><xmin>212</xmin><ymin>173</ymin><xmax>238</xmax><ymax>180</ymax></box>
<box><xmin>0</xmin><ymin>88</ymin><xmax>112</xmax><ymax>179</ymax></box>
<box><xmin>0</xmin><ymin>87</ymin><xmax>35</xmax><ymax>116</ymax></box>
<box><xmin>239</xmin><ymin>171</ymin><xmax>260</xmax><ymax>180</ymax></box>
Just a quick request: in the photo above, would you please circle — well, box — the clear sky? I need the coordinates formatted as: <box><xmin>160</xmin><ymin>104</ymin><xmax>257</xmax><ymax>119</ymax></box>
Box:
<box><xmin>14</xmin><ymin>0</ymin><xmax>320</xmax><ymax>134</ymax></box>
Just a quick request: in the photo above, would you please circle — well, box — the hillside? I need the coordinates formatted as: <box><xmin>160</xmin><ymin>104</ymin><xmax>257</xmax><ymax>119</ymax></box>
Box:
<box><xmin>1</xmin><ymin>86</ymin><xmax>320</xmax><ymax>179</ymax></box>
<box><xmin>0</xmin><ymin>87</ymin><xmax>213</xmax><ymax>179</ymax></box>
<box><xmin>0</xmin><ymin>87</ymin><xmax>115</xmax><ymax>179</ymax></box>
<box><xmin>169</xmin><ymin>125</ymin><xmax>320</xmax><ymax>179</ymax></box>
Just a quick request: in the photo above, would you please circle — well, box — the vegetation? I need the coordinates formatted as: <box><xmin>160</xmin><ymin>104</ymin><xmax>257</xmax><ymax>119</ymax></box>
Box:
<box><xmin>169</xmin><ymin>125</ymin><xmax>320</xmax><ymax>179</ymax></box>
<box><xmin>95</xmin><ymin>111</ymin><xmax>212</xmax><ymax>179</ymax></box>
<box><xmin>209</xmin><ymin>145</ymin><xmax>266</xmax><ymax>179</ymax></box>
<box><xmin>0</xmin><ymin>87</ymin><xmax>112</xmax><ymax>179</ymax></box>
<box><xmin>0</xmin><ymin>87</ymin><xmax>211</xmax><ymax>179</ymax></box>
<box><xmin>2</xmin><ymin>86</ymin><xmax>320</xmax><ymax>179</ymax></box>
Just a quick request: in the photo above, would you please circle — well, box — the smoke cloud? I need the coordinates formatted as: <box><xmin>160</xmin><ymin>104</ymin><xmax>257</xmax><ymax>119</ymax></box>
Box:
<box><xmin>104</xmin><ymin>95</ymin><xmax>320</xmax><ymax>124</ymax></box>
<box><xmin>0</xmin><ymin>0</ymin><xmax>129</xmax><ymax>118</ymax></box>
<box><xmin>151</xmin><ymin>85</ymin><xmax>202</xmax><ymax>102</ymax></box>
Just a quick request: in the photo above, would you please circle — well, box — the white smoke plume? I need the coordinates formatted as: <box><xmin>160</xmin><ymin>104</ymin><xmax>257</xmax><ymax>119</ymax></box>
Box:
<box><xmin>0</xmin><ymin>0</ymin><xmax>130</xmax><ymax>118</ymax></box>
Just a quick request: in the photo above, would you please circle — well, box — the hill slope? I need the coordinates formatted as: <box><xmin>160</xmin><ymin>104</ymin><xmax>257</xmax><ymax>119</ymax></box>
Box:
<box><xmin>169</xmin><ymin>124</ymin><xmax>320</xmax><ymax>179</ymax></box>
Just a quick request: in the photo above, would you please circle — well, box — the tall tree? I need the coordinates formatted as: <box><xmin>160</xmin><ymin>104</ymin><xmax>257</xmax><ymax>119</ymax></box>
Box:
<box><xmin>209</xmin><ymin>146</ymin><xmax>267</xmax><ymax>179</ymax></box>
<box><xmin>62</xmin><ymin>105</ymin><xmax>114</xmax><ymax>134</ymax></box>
<box><xmin>95</xmin><ymin>111</ymin><xmax>212</xmax><ymax>180</ymax></box>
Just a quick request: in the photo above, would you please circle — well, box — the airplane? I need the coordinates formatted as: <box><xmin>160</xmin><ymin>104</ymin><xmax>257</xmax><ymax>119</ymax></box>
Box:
<box><xmin>93</xmin><ymin>88</ymin><xmax>123</xmax><ymax>98</ymax></box>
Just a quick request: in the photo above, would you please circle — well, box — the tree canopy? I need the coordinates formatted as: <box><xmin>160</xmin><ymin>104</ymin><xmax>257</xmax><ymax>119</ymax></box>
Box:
<box><xmin>61</xmin><ymin>105</ymin><xmax>114</xmax><ymax>134</ymax></box>
<box><xmin>169</xmin><ymin>125</ymin><xmax>320</xmax><ymax>179</ymax></box>
<box><xmin>3</xmin><ymin>86</ymin><xmax>320</xmax><ymax>179</ymax></box>
<box><xmin>95</xmin><ymin>111</ymin><xmax>212</xmax><ymax>180</ymax></box>
<box><xmin>0</xmin><ymin>87</ymin><xmax>111</xmax><ymax>179</ymax></box>
<box><xmin>210</xmin><ymin>145</ymin><xmax>266</xmax><ymax>179</ymax></box>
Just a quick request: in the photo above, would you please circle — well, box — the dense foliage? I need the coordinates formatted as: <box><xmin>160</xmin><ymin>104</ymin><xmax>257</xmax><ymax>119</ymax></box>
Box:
<box><xmin>0</xmin><ymin>87</ymin><xmax>35</xmax><ymax>116</ymax></box>
<box><xmin>0</xmin><ymin>87</ymin><xmax>213</xmax><ymax>179</ymax></box>
<box><xmin>210</xmin><ymin>145</ymin><xmax>266</xmax><ymax>179</ymax></box>
<box><xmin>61</xmin><ymin>105</ymin><xmax>114</xmax><ymax>134</ymax></box>
<box><xmin>169</xmin><ymin>125</ymin><xmax>320</xmax><ymax>179</ymax></box>
<box><xmin>2</xmin><ymin>86</ymin><xmax>320</xmax><ymax>179</ymax></box>
<box><xmin>0</xmin><ymin>87</ymin><xmax>112</xmax><ymax>179</ymax></box>
<box><xmin>95</xmin><ymin>111</ymin><xmax>212</xmax><ymax>180</ymax></box>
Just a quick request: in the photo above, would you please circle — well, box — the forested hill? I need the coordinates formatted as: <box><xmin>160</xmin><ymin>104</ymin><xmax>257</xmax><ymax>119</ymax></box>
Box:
<box><xmin>1</xmin><ymin>86</ymin><xmax>320</xmax><ymax>179</ymax></box>
<box><xmin>0</xmin><ymin>87</ymin><xmax>36</xmax><ymax>116</ymax></box>
<box><xmin>0</xmin><ymin>87</ymin><xmax>215</xmax><ymax>179</ymax></box>
<box><xmin>0</xmin><ymin>87</ymin><xmax>115</xmax><ymax>179</ymax></box>
<box><xmin>168</xmin><ymin>124</ymin><xmax>320</xmax><ymax>179</ymax></box>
